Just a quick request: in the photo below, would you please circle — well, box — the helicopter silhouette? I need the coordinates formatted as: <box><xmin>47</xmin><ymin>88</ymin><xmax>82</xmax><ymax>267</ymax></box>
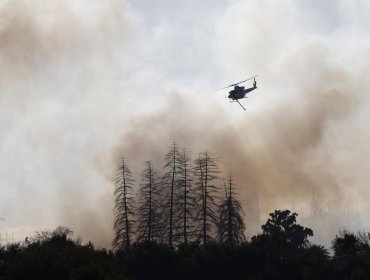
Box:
<box><xmin>218</xmin><ymin>75</ymin><xmax>258</xmax><ymax>110</ymax></box>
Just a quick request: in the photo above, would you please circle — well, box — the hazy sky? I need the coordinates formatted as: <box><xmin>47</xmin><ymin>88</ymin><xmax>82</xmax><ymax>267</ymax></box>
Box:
<box><xmin>1</xmin><ymin>0</ymin><xmax>370</xmax><ymax>247</ymax></box>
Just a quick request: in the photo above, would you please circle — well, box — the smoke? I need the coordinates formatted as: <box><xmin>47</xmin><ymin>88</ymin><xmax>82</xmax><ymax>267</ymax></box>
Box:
<box><xmin>1</xmin><ymin>0</ymin><xmax>370</xmax><ymax>248</ymax></box>
<box><xmin>120</xmin><ymin>55</ymin><xmax>357</xmax><ymax>239</ymax></box>
<box><xmin>121</xmin><ymin>56</ymin><xmax>367</xmax><ymax>247</ymax></box>
<box><xmin>0</xmin><ymin>0</ymin><xmax>132</xmax><ymax>248</ymax></box>
<box><xmin>118</xmin><ymin>1</ymin><xmax>370</xmax><ymax>245</ymax></box>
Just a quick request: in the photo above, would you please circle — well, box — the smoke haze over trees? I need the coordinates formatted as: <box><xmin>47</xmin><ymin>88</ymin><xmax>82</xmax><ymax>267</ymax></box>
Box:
<box><xmin>112</xmin><ymin>143</ymin><xmax>246</xmax><ymax>247</ymax></box>
<box><xmin>1</xmin><ymin>0</ymin><xmax>370</xmax><ymax>251</ymax></box>
<box><xmin>0</xmin><ymin>0</ymin><xmax>369</xmax><ymax>278</ymax></box>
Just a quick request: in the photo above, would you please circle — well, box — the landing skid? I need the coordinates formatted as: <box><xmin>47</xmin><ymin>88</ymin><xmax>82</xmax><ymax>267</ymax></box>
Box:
<box><xmin>236</xmin><ymin>100</ymin><xmax>246</xmax><ymax>110</ymax></box>
<box><xmin>229</xmin><ymin>98</ymin><xmax>247</xmax><ymax>111</ymax></box>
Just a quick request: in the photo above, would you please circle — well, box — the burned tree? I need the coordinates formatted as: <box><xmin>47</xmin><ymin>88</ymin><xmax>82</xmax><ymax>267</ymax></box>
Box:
<box><xmin>113</xmin><ymin>157</ymin><xmax>135</xmax><ymax>251</ymax></box>
<box><xmin>217</xmin><ymin>174</ymin><xmax>246</xmax><ymax>244</ymax></box>
<box><xmin>194</xmin><ymin>150</ymin><xmax>220</xmax><ymax>245</ymax></box>
<box><xmin>161</xmin><ymin>142</ymin><xmax>181</xmax><ymax>246</ymax></box>
<box><xmin>176</xmin><ymin>148</ymin><xmax>196</xmax><ymax>244</ymax></box>
<box><xmin>136</xmin><ymin>161</ymin><xmax>162</xmax><ymax>243</ymax></box>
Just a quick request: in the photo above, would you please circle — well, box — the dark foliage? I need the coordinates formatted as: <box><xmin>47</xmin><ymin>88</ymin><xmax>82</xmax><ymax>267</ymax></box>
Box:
<box><xmin>332</xmin><ymin>231</ymin><xmax>370</xmax><ymax>257</ymax></box>
<box><xmin>3</xmin><ymin>220</ymin><xmax>370</xmax><ymax>279</ymax></box>
<box><xmin>255</xmin><ymin>210</ymin><xmax>314</xmax><ymax>254</ymax></box>
<box><xmin>331</xmin><ymin>231</ymin><xmax>370</xmax><ymax>279</ymax></box>
<box><xmin>0</xmin><ymin>227</ymin><xmax>125</xmax><ymax>280</ymax></box>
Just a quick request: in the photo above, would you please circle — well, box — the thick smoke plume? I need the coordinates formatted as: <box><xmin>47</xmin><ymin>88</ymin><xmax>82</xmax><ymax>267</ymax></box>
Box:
<box><xmin>1</xmin><ymin>0</ymin><xmax>370</xmax><ymax>248</ymax></box>
<box><xmin>0</xmin><ymin>0</ymin><xmax>131</xmax><ymax>248</ymax></box>
<box><xmin>117</xmin><ymin>1</ymin><xmax>370</xmax><ymax>245</ymax></box>
<box><xmin>120</xmin><ymin>42</ymin><xmax>368</xmax><ymax>244</ymax></box>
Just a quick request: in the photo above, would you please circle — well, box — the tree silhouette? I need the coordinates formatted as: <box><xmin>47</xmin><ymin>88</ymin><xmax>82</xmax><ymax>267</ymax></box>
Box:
<box><xmin>0</xmin><ymin>226</ymin><xmax>126</xmax><ymax>280</ymax></box>
<box><xmin>217</xmin><ymin>174</ymin><xmax>246</xmax><ymax>245</ymax></box>
<box><xmin>6</xmin><ymin>215</ymin><xmax>370</xmax><ymax>279</ymax></box>
<box><xmin>301</xmin><ymin>244</ymin><xmax>334</xmax><ymax>279</ymax></box>
<box><xmin>176</xmin><ymin>148</ymin><xmax>196</xmax><ymax>244</ymax></box>
<box><xmin>136</xmin><ymin>161</ymin><xmax>162</xmax><ymax>243</ymax></box>
<box><xmin>332</xmin><ymin>231</ymin><xmax>365</xmax><ymax>257</ymax></box>
<box><xmin>162</xmin><ymin>142</ymin><xmax>182</xmax><ymax>246</ymax></box>
<box><xmin>331</xmin><ymin>231</ymin><xmax>370</xmax><ymax>279</ymax></box>
<box><xmin>113</xmin><ymin>157</ymin><xmax>135</xmax><ymax>251</ymax></box>
<box><xmin>194</xmin><ymin>150</ymin><xmax>220</xmax><ymax>245</ymax></box>
<box><xmin>252</xmin><ymin>209</ymin><xmax>313</xmax><ymax>259</ymax></box>
<box><xmin>262</xmin><ymin>209</ymin><xmax>313</xmax><ymax>249</ymax></box>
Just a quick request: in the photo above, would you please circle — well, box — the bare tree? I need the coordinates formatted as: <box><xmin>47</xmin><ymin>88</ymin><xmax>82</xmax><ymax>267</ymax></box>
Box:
<box><xmin>194</xmin><ymin>150</ymin><xmax>220</xmax><ymax>245</ymax></box>
<box><xmin>136</xmin><ymin>161</ymin><xmax>162</xmax><ymax>243</ymax></box>
<box><xmin>176</xmin><ymin>148</ymin><xmax>196</xmax><ymax>244</ymax></box>
<box><xmin>217</xmin><ymin>174</ymin><xmax>246</xmax><ymax>244</ymax></box>
<box><xmin>161</xmin><ymin>142</ymin><xmax>181</xmax><ymax>247</ymax></box>
<box><xmin>113</xmin><ymin>157</ymin><xmax>135</xmax><ymax>251</ymax></box>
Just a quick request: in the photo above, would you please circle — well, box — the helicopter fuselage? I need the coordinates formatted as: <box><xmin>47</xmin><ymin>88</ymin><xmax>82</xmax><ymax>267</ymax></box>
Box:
<box><xmin>228</xmin><ymin>85</ymin><xmax>256</xmax><ymax>100</ymax></box>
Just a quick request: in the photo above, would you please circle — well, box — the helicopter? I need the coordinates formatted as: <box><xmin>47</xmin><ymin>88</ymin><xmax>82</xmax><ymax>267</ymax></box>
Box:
<box><xmin>218</xmin><ymin>75</ymin><xmax>258</xmax><ymax>110</ymax></box>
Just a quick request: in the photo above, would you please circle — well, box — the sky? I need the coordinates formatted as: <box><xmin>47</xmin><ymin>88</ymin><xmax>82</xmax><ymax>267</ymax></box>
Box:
<box><xmin>1</xmin><ymin>0</ymin><xmax>370</xmax><ymax>248</ymax></box>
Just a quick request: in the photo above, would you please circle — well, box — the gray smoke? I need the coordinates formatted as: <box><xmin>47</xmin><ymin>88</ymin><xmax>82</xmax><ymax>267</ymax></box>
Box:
<box><xmin>0</xmin><ymin>0</ymin><xmax>132</xmax><ymax>248</ymax></box>
<box><xmin>1</xmin><ymin>0</ymin><xmax>370</xmax><ymax>248</ymax></box>
<box><xmin>119</xmin><ymin>41</ymin><xmax>369</xmax><ymax>245</ymax></box>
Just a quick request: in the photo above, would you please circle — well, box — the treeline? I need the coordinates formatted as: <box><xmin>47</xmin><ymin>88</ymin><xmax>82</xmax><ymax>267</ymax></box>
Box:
<box><xmin>2</xmin><ymin>143</ymin><xmax>370</xmax><ymax>279</ymax></box>
<box><xmin>2</xmin><ymin>212</ymin><xmax>370</xmax><ymax>279</ymax></box>
<box><xmin>113</xmin><ymin>142</ymin><xmax>246</xmax><ymax>251</ymax></box>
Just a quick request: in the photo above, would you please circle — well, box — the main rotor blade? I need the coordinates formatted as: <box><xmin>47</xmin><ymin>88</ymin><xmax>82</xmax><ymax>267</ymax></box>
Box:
<box><xmin>217</xmin><ymin>84</ymin><xmax>234</xmax><ymax>91</ymax></box>
<box><xmin>216</xmin><ymin>75</ymin><xmax>258</xmax><ymax>91</ymax></box>
<box><xmin>233</xmin><ymin>75</ymin><xmax>258</xmax><ymax>86</ymax></box>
